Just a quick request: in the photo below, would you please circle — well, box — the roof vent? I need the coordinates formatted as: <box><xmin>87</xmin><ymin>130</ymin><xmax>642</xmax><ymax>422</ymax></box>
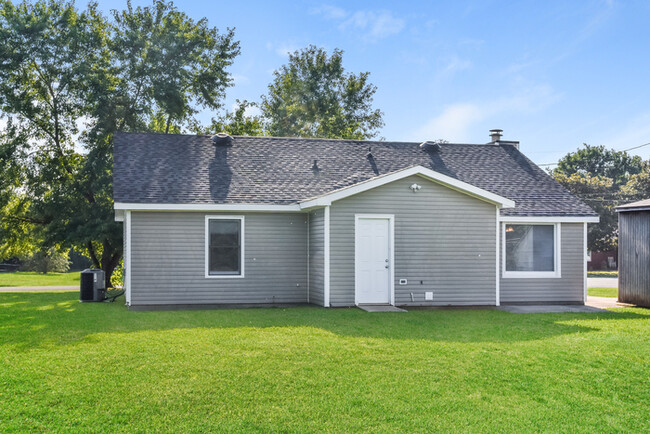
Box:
<box><xmin>489</xmin><ymin>129</ymin><xmax>503</xmax><ymax>143</ymax></box>
<box><xmin>211</xmin><ymin>132</ymin><xmax>233</xmax><ymax>146</ymax></box>
<box><xmin>419</xmin><ymin>141</ymin><xmax>441</xmax><ymax>152</ymax></box>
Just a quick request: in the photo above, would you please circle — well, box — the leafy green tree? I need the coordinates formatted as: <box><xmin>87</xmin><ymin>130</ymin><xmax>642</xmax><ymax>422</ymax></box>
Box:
<box><xmin>197</xmin><ymin>100</ymin><xmax>265</xmax><ymax>136</ymax></box>
<box><xmin>622</xmin><ymin>161</ymin><xmax>650</xmax><ymax>199</ymax></box>
<box><xmin>261</xmin><ymin>45</ymin><xmax>384</xmax><ymax>140</ymax></box>
<box><xmin>552</xmin><ymin>144</ymin><xmax>644</xmax><ymax>252</ymax></box>
<box><xmin>553</xmin><ymin>144</ymin><xmax>643</xmax><ymax>188</ymax></box>
<box><xmin>0</xmin><ymin>0</ymin><xmax>239</xmax><ymax>286</ymax></box>
<box><xmin>22</xmin><ymin>247</ymin><xmax>70</xmax><ymax>274</ymax></box>
<box><xmin>552</xmin><ymin>172</ymin><xmax>618</xmax><ymax>251</ymax></box>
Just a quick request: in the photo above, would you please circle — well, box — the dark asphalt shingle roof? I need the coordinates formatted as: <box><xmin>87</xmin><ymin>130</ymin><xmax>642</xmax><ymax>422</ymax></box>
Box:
<box><xmin>113</xmin><ymin>132</ymin><xmax>597</xmax><ymax>217</ymax></box>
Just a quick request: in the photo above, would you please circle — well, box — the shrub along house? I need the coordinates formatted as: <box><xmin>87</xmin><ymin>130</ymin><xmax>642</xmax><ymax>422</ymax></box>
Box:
<box><xmin>113</xmin><ymin>129</ymin><xmax>598</xmax><ymax>309</ymax></box>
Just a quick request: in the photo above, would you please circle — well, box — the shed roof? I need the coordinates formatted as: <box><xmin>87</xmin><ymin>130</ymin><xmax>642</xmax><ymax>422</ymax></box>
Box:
<box><xmin>113</xmin><ymin>132</ymin><xmax>598</xmax><ymax>217</ymax></box>
<box><xmin>617</xmin><ymin>198</ymin><xmax>650</xmax><ymax>212</ymax></box>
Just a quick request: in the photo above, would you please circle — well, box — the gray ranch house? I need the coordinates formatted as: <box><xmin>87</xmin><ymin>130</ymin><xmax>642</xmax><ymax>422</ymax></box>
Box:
<box><xmin>113</xmin><ymin>129</ymin><xmax>598</xmax><ymax>309</ymax></box>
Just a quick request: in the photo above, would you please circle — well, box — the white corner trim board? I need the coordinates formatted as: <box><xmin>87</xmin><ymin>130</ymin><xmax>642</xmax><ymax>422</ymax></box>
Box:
<box><xmin>323</xmin><ymin>206</ymin><xmax>331</xmax><ymax>307</ymax></box>
<box><xmin>299</xmin><ymin>165</ymin><xmax>515</xmax><ymax>209</ymax></box>
<box><xmin>125</xmin><ymin>210</ymin><xmax>131</xmax><ymax>306</ymax></box>
<box><xmin>495</xmin><ymin>207</ymin><xmax>500</xmax><ymax>306</ymax></box>
<box><xmin>583</xmin><ymin>222</ymin><xmax>588</xmax><ymax>303</ymax></box>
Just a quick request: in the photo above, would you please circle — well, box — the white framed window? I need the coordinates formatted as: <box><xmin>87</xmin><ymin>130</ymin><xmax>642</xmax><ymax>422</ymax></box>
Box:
<box><xmin>502</xmin><ymin>222</ymin><xmax>561</xmax><ymax>278</ymax></box>
<box><xmin>205</xmin><ymin>215</ymin><xmax>245</xmax><ymax>278</ymax></box>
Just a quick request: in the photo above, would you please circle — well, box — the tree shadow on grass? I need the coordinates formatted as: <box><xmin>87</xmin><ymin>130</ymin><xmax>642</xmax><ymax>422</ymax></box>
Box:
<box><xmin>0</xmin><ymin>292</ymin><xmax>647</xmax><ymax>351</ymax></box>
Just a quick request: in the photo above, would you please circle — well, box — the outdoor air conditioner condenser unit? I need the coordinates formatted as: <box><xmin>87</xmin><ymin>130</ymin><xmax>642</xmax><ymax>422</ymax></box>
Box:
<box><xmin>80</xmin><ymin>268</ymin><xmax>106</xmax><ymax>302</ymax></box>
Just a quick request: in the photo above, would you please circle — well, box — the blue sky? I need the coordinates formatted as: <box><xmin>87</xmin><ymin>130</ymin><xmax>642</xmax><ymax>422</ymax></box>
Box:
<box><xmin>99</xmin><ymin>0</ymin><xmax>650</xmax><ymax>165</ymax></box>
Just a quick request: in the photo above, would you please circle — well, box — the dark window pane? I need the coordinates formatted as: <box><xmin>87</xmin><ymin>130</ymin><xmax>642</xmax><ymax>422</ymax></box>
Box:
<box><xmin>209</xmin><ymin>220</ymin><xmax>239</xmax><ymax>247</ymax></box>
<box><xmin>209</xmin><ymin>247</ymin><xmax>240</xmax><ymax>274</ymax></box>
<box><xmin>505</xmin><ymin>224</ymin><xmax>554</xmax><ymax>272</ymax></box>
<box><xmin>208</xmin><ymin>219</ymin><xmax>241</xmax><ymax>275</ymax></box>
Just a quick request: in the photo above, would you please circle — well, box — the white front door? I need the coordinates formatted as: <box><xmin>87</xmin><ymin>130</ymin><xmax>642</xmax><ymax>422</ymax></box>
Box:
<box><xmin>356</xmin><ymin>216</ymin><xmax>392</xmax><ymax>305</ymax></box>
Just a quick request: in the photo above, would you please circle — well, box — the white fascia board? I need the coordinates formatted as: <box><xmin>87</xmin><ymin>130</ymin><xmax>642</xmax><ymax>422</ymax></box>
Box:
<box><xmin>500</xmin><ymin>216</ymin><xmax>600</xmax><ymax>223</ymax></box>
<box><xmin>114</xmin><ymin>202</ymin><xmax>301</xmax><ymax>212</ymax></box>
<box><xmin>114</xmin><ymin>209</ymin><xmax>125</xmax><ymax>222</ymax></box>
<box><xmin>299</xmin><ymin>165</ymin><xmax>515</xmax><ymax>209</ymax></box>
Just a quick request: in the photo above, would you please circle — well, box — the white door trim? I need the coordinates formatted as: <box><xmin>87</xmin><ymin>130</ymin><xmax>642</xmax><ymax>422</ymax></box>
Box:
<box><xmin>354</xmin><ymin>214</ymin><xmax>395</xmax><ymax>306</ymax></box>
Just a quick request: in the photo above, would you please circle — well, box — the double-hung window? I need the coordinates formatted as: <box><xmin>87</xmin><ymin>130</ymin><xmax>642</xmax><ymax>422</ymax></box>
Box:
<box><xmin>205</xmin><ymin>216</ymin><xmax>244</xmax><ymax>278</ymax></box>
<box><xmin>503</xmin><ymin>223</ymin><xmax>560</xmax><ymax>278</ymax></box>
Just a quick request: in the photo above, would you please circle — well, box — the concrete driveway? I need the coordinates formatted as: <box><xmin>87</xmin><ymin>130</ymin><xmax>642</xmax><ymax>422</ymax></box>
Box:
<box><xmin>587</xmin><ymin>277</ymin><xmax>618</xmax><ymax>288</ymax></box>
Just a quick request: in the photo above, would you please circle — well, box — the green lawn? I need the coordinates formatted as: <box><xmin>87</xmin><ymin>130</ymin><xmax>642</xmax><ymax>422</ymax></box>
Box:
<box><xmin>1</xmin><ymin>293</ymin><xmax>649</xmax><ymax>432</ymax></box>
<box><xmin>588</xmin><ymin>287</ymin><xmax>618</xmax><ymax>298</ymax></box>
<box><xmin>0</xmin><ymin>271</ymin><xmax>79</xmax><ymax>287</ymax></box>
<box><xmin>587</xmin><ymin>270</ymin><xmax>618</xmax><ymax>277</ymax></box>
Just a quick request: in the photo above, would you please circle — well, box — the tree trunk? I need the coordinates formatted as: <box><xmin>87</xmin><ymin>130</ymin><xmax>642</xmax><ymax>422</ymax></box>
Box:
<box><xmin>100</xmin><ymin>241</ymin><xmax>122</xmax><ymax>289</ymax></box>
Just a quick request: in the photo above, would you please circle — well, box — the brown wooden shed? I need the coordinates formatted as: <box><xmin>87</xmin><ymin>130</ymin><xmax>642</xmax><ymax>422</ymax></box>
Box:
<box><xmin>617</xmin><ymin>199</ymin><xmax>650</xmax><ymax>307</ymax></box>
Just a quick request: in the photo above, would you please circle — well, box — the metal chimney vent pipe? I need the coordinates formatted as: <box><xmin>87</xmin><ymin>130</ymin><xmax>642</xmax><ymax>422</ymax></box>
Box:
<box><xmin>489</xmin><ymin>129</ymin><xmax>503</xmax><ymax>143</ymax></box>
<box><xmin>211</xmin><ymin>132</ymin><xmax>233</xmax><ymax>146</ymax></box>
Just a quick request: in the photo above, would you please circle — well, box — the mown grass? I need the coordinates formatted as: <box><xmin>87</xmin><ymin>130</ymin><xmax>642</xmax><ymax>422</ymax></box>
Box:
<box><xmin>587</xmin><ymin>270</ymin><xmax>618</xmax><ymax>277</ymax></box>
<box><xmin>0</xmin><ymin>271</ymin><xmax>79</xmax><ymax>287</ymax></box>
<box><xmin>0</xmin><ymin>292</ymin><xmax>649</xmax><ymax>432</ymax></box>
<box><xmin>588</xmin><ymin>287</ymin><xmax>618</xmax><ymax>298</ymax></box>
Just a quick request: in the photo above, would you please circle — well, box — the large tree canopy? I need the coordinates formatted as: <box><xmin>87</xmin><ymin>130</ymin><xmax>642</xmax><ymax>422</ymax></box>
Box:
<box><xmin>261</xmin><ymin>45</ymin><xmax>384</xmax><ymax>140</ymax></box>
<box><xmin>553</xmin><ymin>144</ymin><xmax>643</xmax><ymax>188</ymax></box>
<box><xmin>551</xmin><ymin>144</ymin><xmax>645</xmax><ymax>252</ymax></box>
<box><xmin>0</xmin><ymin>0</ymin><xmax>239</xmax><ymax>285</ymax></box>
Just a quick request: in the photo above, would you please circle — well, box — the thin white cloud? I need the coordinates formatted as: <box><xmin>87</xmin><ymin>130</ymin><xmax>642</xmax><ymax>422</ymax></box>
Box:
<box><xmin>311</xmin><ymin>4</ymin><xmax>347</xmax><ymax>20</ymax></box>
<box><xmin>313</xmin><ymin>5</ymin><xmax>405</xmax><ymax>41</ymax></box>
<box><xmin>600</xmin><ymin>112</ymin><xmax>650</xmax><ymax>159</ymax></box>
<box><xmin>232</xmin><ymin>74</ymin><xmax>249</xmax><ymax>85</ymax></box>
<box><xmin>412</xmin><ymin>85</ymin><xmax>561</xmax><ymax>142</ymax></box>
<box><xmin>342</xmin><ymin>10</ymin><xmax>405</xmax><ymax>40</ymax></box>
<box><xmin>442</xmin><ymin>56</ymin><xmax>472</xmax><ymax>75</ymax></box>
<box><xmin>230</xmin><ymin>102</ymin><xmax>261</xmax><ymax>118</ymax></box>
<box><xmin>276</xmin><ymin>44</ymin><xmax>298</xmax><ymax>57</ymax></box>
<box><xmin>266</xmin><ymin>42</ymin><xmax>299</xmax><ymax>58</ymax></box>
<box><xmin>413</xmin><ymin>103</ymin><xmax>484</xmax><ymax>141</ymax></box>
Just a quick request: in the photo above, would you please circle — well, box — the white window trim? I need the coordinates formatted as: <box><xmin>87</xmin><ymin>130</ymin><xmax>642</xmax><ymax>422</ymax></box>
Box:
<box><xmin>502</xmin><ymin>222</ymin><xmax>562</xmax><ymax>279</ymax></box>
<box><xmin>205</xmin><ymin>215</ymin><xmax>245</xmax><ymax>279</ymax></box>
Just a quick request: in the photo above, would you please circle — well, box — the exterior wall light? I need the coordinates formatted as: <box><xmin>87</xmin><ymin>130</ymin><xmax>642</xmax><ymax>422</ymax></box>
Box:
<box><xmin>409</xmin><ymin>183</ymin><xmax>421</xmax><ymax>192</ymax></box>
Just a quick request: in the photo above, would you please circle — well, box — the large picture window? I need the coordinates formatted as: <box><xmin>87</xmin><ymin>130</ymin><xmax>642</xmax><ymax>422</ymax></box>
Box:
<box><xmin>205</xmin><ymin>216</ymin><xmax>244</xmax><ymax>278</ymax></box>
<box><xmin>504</xmin><ymin>223</ymin><xmax>560</xmax><ymax>278</ymax></box>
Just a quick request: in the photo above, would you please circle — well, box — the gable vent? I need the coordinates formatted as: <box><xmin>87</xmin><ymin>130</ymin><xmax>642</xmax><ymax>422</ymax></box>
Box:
<box><xmin>211</xmin><ymin>132</ymin><xmax>233</xmax><ymax>146</ymax></box>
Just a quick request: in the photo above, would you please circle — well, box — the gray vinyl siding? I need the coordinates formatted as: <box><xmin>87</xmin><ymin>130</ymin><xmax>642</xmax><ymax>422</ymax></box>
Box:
<box><xmin>618</xmin><ymin>211</ymin><xmax>650</xmax><ymax>307</ymax></box>
<box><xmin>500</xmin><ymin>223</ymin><xmax>585</xmax><ymax>303</ymax></box>
<box><xmin>308</xmin><ymin>209</ymin><xmax>325</xmax><ymax>306</ymax></box>
<box><xmin>329</xmin><ymin>175</ymin><xmax>498</xmax><ymax>307</ymax></box>
<box><xmin>130</xmin><ymin>211</ymin><xmax>308</xmax><ymax>305</ymax></box>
